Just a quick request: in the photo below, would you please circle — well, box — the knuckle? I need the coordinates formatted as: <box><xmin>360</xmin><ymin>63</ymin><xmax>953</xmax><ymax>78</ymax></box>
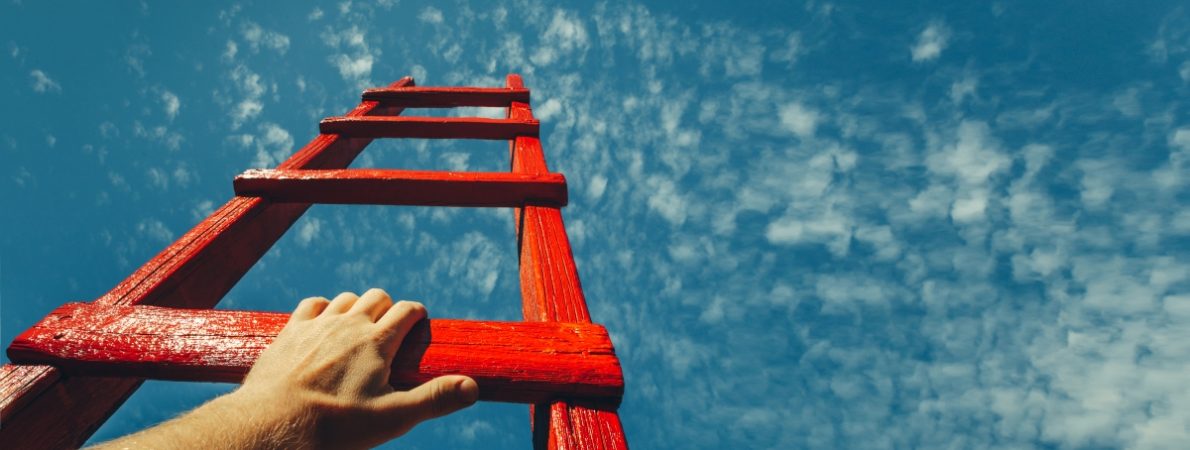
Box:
<box><xmin>394</xmin><ymin>300</ymin><xmax>426</xmax><ymax>314</ymax></box>
<box><xmin>301</xmin><ymin>296</ymin><xmax>330</xmax><ymax>305</ymax></box>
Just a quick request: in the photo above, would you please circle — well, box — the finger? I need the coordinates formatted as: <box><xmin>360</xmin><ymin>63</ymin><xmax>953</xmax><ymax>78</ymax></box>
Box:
<box><xmin>375</xmin><ymin>375</ymin><xmax>479</xmax><ymax>425</ymax></box>
<box><xmin>376</xmin><ymin>300</ymin><xmax>426</xmax><ymax>334</ymax></box>
<box><xmin>375</xmin><ymin>301</ymin><xmax>427</xmax><ymax>355</ymax></box>
<box><xmin>325</xmin><ymin>291</ymin><xmax>360</xmax><ymax>314</ymax></box>
<box><xmin>350</xmin><ymin>288</ymin><xmax>394</xmax><ymax>322</ymax></box>
<box><xmin>289</xmin><ymin>296</ymin><xmax>330</xmax><ymax>323</ymax></box>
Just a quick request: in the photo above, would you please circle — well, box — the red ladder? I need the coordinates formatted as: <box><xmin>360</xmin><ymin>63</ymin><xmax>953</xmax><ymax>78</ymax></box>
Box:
<box><xmin>1</xmin><ymin>74</ymin><xmax>629</xmax><ymax>449</ymax></box>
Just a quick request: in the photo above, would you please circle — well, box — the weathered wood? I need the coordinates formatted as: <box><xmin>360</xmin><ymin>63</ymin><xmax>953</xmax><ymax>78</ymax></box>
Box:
<box><xmin>320</xmin><ymin>116</ymin><xmax>539</xmax><ymax>140</ymax></box>
<box><xmin>8</xmin><ymin>303</ymin><xmax>624</xmax><ymax>405</ymax></box>
<box><xmin>234</xmin><ymin>169</ymin><xmax>568</xmax><ymax>207</ymax></box>
<box><xmin>363</xmin><ymin>86</ymin><xmax>530</xmax><ymax>107</ymax></box>
<box><xmin>506</xmin><ymin>74</ymin><xmax>629</xmax><ymax>450</ymax></box>
<box><xmin>0</xmin><ymin>364</ymin><xmax>59</xmax><ymax>422</ymax></box>
<box><xmin>0</xmin><ymin>78</ymin><xmax>416</xmax><ymax>450</ymax></box>
<box><xmin>0</xmin><ymin>373</ymin><xmax>141</xmax><ymax>449</ymax></box>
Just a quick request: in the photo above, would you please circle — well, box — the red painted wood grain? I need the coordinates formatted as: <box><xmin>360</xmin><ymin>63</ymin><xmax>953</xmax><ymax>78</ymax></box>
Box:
<box><xmin>0</xmin><ymin>364</ymin><xmax>59</xmax><ymax>422</ymax></box>
<box><xmin>319</xmin><ymin>116</ymin><xmax>539</xmax><ymax>140</ymax></box>
<box><xmin>0</xmin><ymin>78</ymin><xmax>416</xmax><ymax>450</ymax></box>
<box><xmin>506</xmin><ymin>74</ymin><xmax>629</xmax><ymax>450</ymax></box>
<box><xmin>234</xmin><ymin>168</ymin><xmax>568</xmax><ymax>207</ymax></box>
<box><xmin>362</xmin><ymin>86</ymin><xmax>530</xmax><ymax>107</ymax></box>
<box><xmin>8</xmin><ymin>303</ymin><xmax>624</xmax><ymax>406</ymax></box>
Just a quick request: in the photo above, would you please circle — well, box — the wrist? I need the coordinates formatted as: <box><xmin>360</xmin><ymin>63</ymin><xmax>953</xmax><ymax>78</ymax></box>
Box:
<box><xmin>212</xmin><ymin>387</ymin><xmax>319</xmax><ymax>449</ymax></box>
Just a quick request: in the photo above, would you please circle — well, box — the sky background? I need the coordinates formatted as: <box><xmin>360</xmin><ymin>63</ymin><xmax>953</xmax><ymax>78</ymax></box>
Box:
<box><xmin>2</xmin><ymin>1</ymin><xmax>1189</xmax><ymax>449</ymax></box>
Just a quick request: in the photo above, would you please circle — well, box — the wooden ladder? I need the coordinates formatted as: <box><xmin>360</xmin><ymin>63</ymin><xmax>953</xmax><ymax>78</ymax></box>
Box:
<box><xmin>1</xmin><ymin>74</ymin><xmax>629</xmax><ymax>449</ymax></box>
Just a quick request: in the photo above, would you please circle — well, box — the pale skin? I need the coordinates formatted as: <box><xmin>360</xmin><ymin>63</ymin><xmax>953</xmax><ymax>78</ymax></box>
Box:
<box><xmin>90</xmin><ymin>288</ymin><xmax>480</xmax><ymax>450</ymax></box>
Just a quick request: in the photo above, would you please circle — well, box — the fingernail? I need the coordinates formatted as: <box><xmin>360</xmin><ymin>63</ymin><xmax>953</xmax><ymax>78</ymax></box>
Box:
<box><xmin>456</xmin><ymin>378</ymin><xmax>479</xmax><ymax>405</ymax></box>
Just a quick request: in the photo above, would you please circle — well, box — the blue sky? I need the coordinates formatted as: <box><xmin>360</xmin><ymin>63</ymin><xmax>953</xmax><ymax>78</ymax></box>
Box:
<box><xmin>3</xmin><ymin>1</ymin><xmax>1189</xmax><ymax>448</ymax></box>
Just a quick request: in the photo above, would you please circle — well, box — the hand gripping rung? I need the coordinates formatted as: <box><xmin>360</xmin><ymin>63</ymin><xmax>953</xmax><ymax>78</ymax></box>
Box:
<box><xmin>234</xmin><ymin>169</ymin><xmax>568</xmax><ymax>207</ymax></box>
<box><xmin>319</xmin><ymin>116</ymin><xmax>539</xmax><ymax>139</ymax></box>
<box><xmin>7</xmin><ymin>303</ymin><xmax>624</xmax><ymax>406</ymax></box>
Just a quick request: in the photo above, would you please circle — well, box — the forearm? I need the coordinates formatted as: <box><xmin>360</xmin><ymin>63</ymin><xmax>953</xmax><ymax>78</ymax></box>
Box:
<box><xmin>89</xmin><ymin>289</ymin><xmax>477</xmax><ymax>449</ymax></box>
<box><xmin>89</xmin><ymin>388</ymin><xmax>314</xmax><ymax>450</ymax></box>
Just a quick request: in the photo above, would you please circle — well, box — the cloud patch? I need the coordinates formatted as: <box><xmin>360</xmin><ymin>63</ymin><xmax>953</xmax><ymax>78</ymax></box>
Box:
<box><xmin>323</xmin><ymin>26</ymin><xmax>376</xmax><ymax>88</ymax></box>
<box><xmin>911</xmin><ymin>22</ymin><xmax>950</xmax><ymax>62</ymax></box>
<box><xmin>29</xmin><ymin>69</ymin><xmax>60</xmax><ymax>93</ymax></box>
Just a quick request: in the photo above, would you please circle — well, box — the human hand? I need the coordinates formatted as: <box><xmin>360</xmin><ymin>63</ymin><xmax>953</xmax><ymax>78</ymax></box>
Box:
<box><xmin>233</xmin><ymin>288</ymin><xmax>479</xmax><ymax>449</ymax></box>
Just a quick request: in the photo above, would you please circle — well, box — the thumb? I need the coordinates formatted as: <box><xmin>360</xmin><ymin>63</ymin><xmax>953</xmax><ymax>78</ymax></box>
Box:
<box><xmin>379</xmin><ymin>375</ymin><xmax>480</xmax><ymax>425</ymax></box>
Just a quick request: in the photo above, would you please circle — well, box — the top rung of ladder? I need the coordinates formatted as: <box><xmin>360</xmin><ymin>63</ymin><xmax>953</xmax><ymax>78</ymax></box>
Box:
<box><xmin>363</xmin><ymin>86</ymin><xmax>531</xmax><ymax>108</ymax></box>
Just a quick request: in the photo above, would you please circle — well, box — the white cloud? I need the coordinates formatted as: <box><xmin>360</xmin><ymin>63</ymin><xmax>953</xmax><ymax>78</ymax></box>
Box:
<box><xmin>231</xmin><ymin>100</ymin><xmax>263</xmax><ymax>129</ymax></box>
<box><xmin>440</xmin><ymin>152</ymin><xmax>470</xmax><ymax>171</ymax></box>
<box><xmin>124</xmin><ymin>43</ymin><xmax>151</xmax><ymax>77</ymax></box>
<box><xmin>137</xmin><ymin>218</ymin><xmax>173</xmax><ymax>243</ymax></box>
<box><xmin>928</xmin><ymin>121</ymin><xmax>1010</xmax><ymax>186</ymax></box>
<box><xmin>296</xmin><ymin>218</ymin><xmax>322</xmax><ymax>247</ymax></box>
<box><xmin>172</xmin><ymin>165</ymin><xmax>193</xmax><ymax>188</ymax></box>
<box><xmin>949</xmin><ymin>75</ymin><xmax>978</xmax><ymax>105</ymax></box>
<box><xmin>323</xmin><ymin>26</ymin><xmax>376</xmax><ymax>87</ymax></box>
<box><xmin>779</xmin><ymin>102</ymin><xmax>819</xmax><ymax>138</ymax></box>
<box><xmin>331</xmin><ymin>53</ymin><xmax>373</xmax><ymax>80</ymax></box>
<box><xmin>587</xmin><ymin>174</ymin><xmax>608</xmax><ymax>201</ymax></box>
<box><xmin>160</xmin><ymin>90</ymin><xmax>180</xmax><ymax>120</ymax></box>
<box><xmin>530</xmin><ymin>9</ymin><xmax>590</xmax><ymax>66</ymax></box>
<box><xmin>241</xmin><ymin>22</ymin><xmax>290</xmax><ymax>55</ymax></box>
<box><xmin>132</xmin><ymin>120</ymin><xmax>184</xmax><ymax>151</ymax></box>
<box><xmin>535</xmin><ymin>98</ymin><xmax>562</xmax><ymax>120</ymax></box>
<box><xmin>765</xmin><ymin>208</ymin><xmax>852</xmax><ymax>256</ymax></box>
<box><xmin>227</xmin><ymin>65</ymin><xmax>266</xmax><ymax>128</ymax></box>
<box><xmin>1077</xmin><ymin>159</ymin><xmax>1117</xmax><ymax>210</ymax></box>
<box><xmin>147</xmin><ymin>167</ymin><xmax>169</xmax><ymax>190</ymax></box>
<box><xmin>191</xmin><ymin>200</ymin><xmax>215</xmax><ymax>221</ymax></box>
<box><xmin>911</xmin><ymin>22</ymin><xmax>950</xmax><ymax>62</ymax></box>
<box><xmin>771</xmin><ymin>32</ymin><xmax>801</xmax><ymax>66</ymax></box>
<box><xmin>645</xmin><ymin>175</ymin><xmax>688</xmax><ymax>226</ymax></box>
<box><xmin>410</xmin><ymin>64</ymin><xmax>427</xmax><ymax>82</ymax></box>
<box><xmin>418</xmin><ymin>6</ymin><xmax>443</xmax><ymax>24</ymax></box>
<box><xmin>222</xmin><ymin>40</ymin><xmax>238</xmax><ymax>62</ymax></box>
<box><xmin>29</xmin><ymin>69</ymin><xmax>61</xmax><ymax>93</ymax></box>
<box><xmin>307</xmin><ymin>7</ymin><xmax>324</xmax><ymax>21</ymax></box>
<box><xmin>246</xmin><ymin>122</ymin><xmax>294</xmax><ymax>167</ymax></box>
<box><xmin>230</xmin><ymin>64</ymin><xmax>266</xmax><ymax>98</ymax></box>
<box><xmin>1112</xmin><ymin>87</ymin><xmax>1143</xmax><ymax>117</ymax></box>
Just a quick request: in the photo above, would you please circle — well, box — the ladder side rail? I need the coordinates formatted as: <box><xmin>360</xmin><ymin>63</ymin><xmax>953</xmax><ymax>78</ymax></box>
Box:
<box><xmin>0</xmin><ymin>78</ymin><xmax>415</xmax><ymax>450</ymax></box>
<box><xmin>506</xmin><ymin>75</ymin><xmax>630</xmax><ymax>450</ymax></box>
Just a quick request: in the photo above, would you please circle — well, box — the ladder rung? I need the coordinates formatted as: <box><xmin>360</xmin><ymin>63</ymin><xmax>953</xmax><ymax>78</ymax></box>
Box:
<box><xmin>233</xmin><ymin>169</ymin><xmax>567</xmax><ymax>207</ymax></box>
<box><xmin>362</xmin><ymin>87</ymin><xmax>530</xmax><ymax>107</ymax></box>
<box><xmin>320</xmin><ymin>116</ymin><xmax>539</xmax><ymax>139</ymax></box>
<box><xmin>8</xmin><ymin>303</ymin><xmax>624</xmax><ymax>406</ymax></box>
